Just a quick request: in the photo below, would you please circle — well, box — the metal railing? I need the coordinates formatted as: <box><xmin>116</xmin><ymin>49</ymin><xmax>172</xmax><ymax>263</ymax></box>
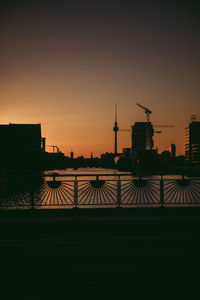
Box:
<box><xmin>0</xmin><ymin>173</ymin><xmax>200</xmax><ymax>209</ymax></box>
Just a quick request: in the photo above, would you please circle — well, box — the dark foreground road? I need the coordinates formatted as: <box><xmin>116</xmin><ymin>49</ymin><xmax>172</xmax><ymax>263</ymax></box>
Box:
<box><xmin>1</xmin><ymin>208</ymin><xmax>200</xmax><ymax>299</ymax></box>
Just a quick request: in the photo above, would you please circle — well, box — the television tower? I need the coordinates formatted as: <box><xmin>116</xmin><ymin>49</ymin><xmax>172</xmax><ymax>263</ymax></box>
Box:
<box><xmin>113</xmin><ymin>103</ymin><xmax>119</xmax><ymax>155</ymax></box>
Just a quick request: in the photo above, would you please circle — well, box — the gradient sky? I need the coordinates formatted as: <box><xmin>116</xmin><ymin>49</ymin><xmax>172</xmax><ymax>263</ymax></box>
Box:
<box><xmin>1</xmin><ymin>0</ymin><xmax>200</xmax><ymax>157</ymax></box>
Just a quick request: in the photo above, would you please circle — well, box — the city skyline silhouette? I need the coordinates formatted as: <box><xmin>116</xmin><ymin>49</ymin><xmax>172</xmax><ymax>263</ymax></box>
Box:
<box><xmin>1</xmin><ymin>3</ymin><xmax>200</xmax><ymax>299</ymax></box>
<box><xmin>1</xmin><ymin>1</ymin><xmax>199</xmax><ymax>157</ymax></box>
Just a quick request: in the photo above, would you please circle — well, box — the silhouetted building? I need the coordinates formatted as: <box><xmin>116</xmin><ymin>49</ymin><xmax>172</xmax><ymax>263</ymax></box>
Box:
<box><xmin>77</xmin><ymin>155</ymin><xmax>84</xmax><ymax>160</ymax></box>
<box><xmin>41</xmin><ymin>137</ymin><xmax>46</xmax><ymax>152</ymax></box>
<box><xmin>160</xmin><ymin>150</ymin><xmax>171</xmax><ymax>163</ymax></box>
<box><xmin>131</xmin><ymin>122</ymin><xmax>158</xmax><ymax>171</ymax></box>
<box><xmin>131</xmin><ymin>122</ymin><xmax>154</xmax><ymax>154</ymax></box>
<box><xmin>0</xmin><ymin>123</ymin><xmax>42</xmax><ymax>171</ymax></box>
<box><xmin>100</xmin><ymin>152</ymin><xmax>115</xmax><ymax>168</ymax></box>
<box><xmin>185</xmin><ymin>121</ymin><xmax>200</xmax><ymax>165</ymax></box>
<box><xmin>170</xmin><ymin>144</ymin><xmax>176</xmax><ymax>157</ymax></box>
<box><xmin>70</xmin><ymin>151</ymin><xmax>74</xmax><ymax>159</ymax></box>
<box><xmin>121</xmin><ymin>148</ymin><xmax>131</xmax><ymax>159</ymax></box>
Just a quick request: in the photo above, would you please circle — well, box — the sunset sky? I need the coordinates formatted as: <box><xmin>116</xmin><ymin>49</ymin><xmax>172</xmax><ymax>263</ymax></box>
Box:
<box><xmin>1</xmin><ymin>0</ymin><xmax>199</xmax><ymax>157</ymax></box>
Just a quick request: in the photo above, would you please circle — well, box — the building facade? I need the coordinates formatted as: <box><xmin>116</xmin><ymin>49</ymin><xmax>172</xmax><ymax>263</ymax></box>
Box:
<box><xmin>121</xmin><ymin>148</ymin><xmax>131</xmax><ymax>159</ymax></box>
<box><xmin>185</xmin><ymin>121</ymin><xmax>200</xmax><ymax>165</ymax></box>
<box><xmin>170</xmin><ymin>144</ymin><xmax>176</xmax><ymax>157</ymax></box>
<box><xmin>131</xmin><ymin>122</ymin><xmax>154</xmax><ymax>154</ymax></box>
<box><xmin>0</xmin><ymin>123</ymin><xmax>42</xmax><ymax>171</ymax></box>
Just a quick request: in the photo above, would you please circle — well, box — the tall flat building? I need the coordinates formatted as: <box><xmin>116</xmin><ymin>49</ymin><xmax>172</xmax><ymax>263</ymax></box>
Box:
<box><xmin>185</xmin><ymin>121</ymin><xmax>200</xmax><ymax>165</ymax></box>
<box><xmin>0</xmin><ymin>123</ymin><xmax>42</xmax><ymax>170</ymax></box>
<box><xmin>131</xmin><ymin>122</ymin><xmax>154</xmax><ymax>154</ymax></box>
<box><xmin>170</xmin><ymin>144</ymin><xmax>176</xmax><ymax>157</ymax></box>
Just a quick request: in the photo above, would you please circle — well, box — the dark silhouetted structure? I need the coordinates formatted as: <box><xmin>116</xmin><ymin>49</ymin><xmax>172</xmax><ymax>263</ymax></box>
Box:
<box><xmin>131</xmin><ymin>122</ymin><xmax>154</xmax><ymax>152</ymax></box>
<box><xmin>41</xmin><ymin>137</ymin><xmax>46</xmax><ymax>152</ymax></box>
<box><xmin>131</xmin><ymin>122</ymin><xmax>158</xmax><ymax>172</ymax></box>
<box><xmin>113</xmin><ymin>103</ymin><xmax>119</xmax><ymax>155</ymax></box>
<box><xmin>101</xmin><ymin>152</ymin><xmax>115</xmax><ymax>168</ymax></box>
<box><xmin>170</xmin><ymin>144</ymin><xmax>176</xmax><ymax>157</ymax></box>
<box><xmin>0</xmin><ymin>123</ymin><xmax>42</xmax><ymax>172</ymax></box>
<box><xmin>70</xmin><ymin>151</ymin><xmax>74</xmax><ymax>159</ymax></box>
<box><xmin>185</xmin><ymin>121</ymin><xmax>200</xmax><ymax>165</ymax></box>
<box><xmin>121</xmin><ymin>147</ymin><xmax>131</xmax><ymax>159</ymax></box>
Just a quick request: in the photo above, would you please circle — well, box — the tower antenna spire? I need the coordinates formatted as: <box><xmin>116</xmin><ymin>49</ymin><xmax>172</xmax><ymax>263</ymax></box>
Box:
<box><xmin>113</xmin><ymin>103</ymin><xmax>119</xmax><ymax>155</ymax></box>
<box><xmin>115</xmin><ymin>102</ymin><xmax>117</xmax><ymax>122</ymax></box>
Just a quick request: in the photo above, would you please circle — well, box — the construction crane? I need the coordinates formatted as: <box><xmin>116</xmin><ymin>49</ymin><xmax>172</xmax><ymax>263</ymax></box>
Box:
<box><xmin>117</xmin><ymin>103</ymin><xmax>174</xmax><ymax>151</ymax></box>
<box><xmin>120</xmin><ymin>129</ymin><xmax>162</xmax><ymax>133</ymax></box>
<box><xmin>47</xmin><ymin>145</ymin><xmax>60</xmax><ymax>153</ymax></box>
<box><xmin>154</xmin><ymin>125</ymin><xmax>174</xmax><ymax>128</ymax></box>
<box><xmin>136</xmin><ymin>103</ymin><xmax>174</xmax><ymax>127</ymax></box>
<box><xmin>136</xmin><ymin>103</ymin><xmax>152</xmax><ymax>122</ymax></box>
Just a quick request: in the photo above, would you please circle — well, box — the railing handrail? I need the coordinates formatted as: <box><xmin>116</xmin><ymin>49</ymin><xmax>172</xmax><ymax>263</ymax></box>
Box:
<box><xmin>0</xmin><ymin>173</ymin><xmax>130</xmax><ymax>178</ymax></box>
<box><xmin>1</xmin><ymin>173</ymin><xmax>200</xmax><ymax>209</ymax></box>
<box><xmin>1</xmin><ymin>173</ymin><xmax>196</xmax><ymax>179</ymax></box>
<box><xmin>44</xmin><ymin>173</ymin><xmax>132</xmax><ymax>177</ymax></box>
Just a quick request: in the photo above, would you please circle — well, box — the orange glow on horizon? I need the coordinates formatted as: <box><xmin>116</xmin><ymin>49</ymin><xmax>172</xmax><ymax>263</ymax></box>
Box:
<box><xmin>1</xmin><ymin>1</ymin><xmax>199</xmax><ymax>157</ymax></box>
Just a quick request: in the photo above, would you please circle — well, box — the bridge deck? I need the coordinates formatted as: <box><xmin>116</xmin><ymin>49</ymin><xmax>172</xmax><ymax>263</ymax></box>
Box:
<box><xmin>1</xmin><ymin>208</ymin><xmax>200</xmax><ymax>299</ymax></box>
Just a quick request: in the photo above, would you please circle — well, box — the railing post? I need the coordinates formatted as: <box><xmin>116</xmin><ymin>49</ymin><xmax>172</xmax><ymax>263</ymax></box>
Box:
<box><xmin>74</xmin><ymin>176</ymin><xmax>78</xmax><ymax>208</ymax></box>
<box><xmin>53</xmin><ymin>173</ymin><xmax>56</xmax><ymax>182</ymax></box>
<box><xmin>30</xmin><ymin>190</ymin><xmax>35</xmax><ymax>210</ymax></box>
<box><xmin>117</xmin><ymin>175</ymin><xmax>121</xmax><ymax>208</ymax></box>
<box><xmin>160</xmin><ymin>175</ymin><xmax>164</xmax><ymax>207</ymax></box>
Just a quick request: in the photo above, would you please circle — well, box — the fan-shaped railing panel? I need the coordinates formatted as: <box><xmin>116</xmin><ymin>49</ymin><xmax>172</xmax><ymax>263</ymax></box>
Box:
<box><xmin>1</xmin><ymin>174</ymin><xmax>200</xmax><ymax>209</ymax></box>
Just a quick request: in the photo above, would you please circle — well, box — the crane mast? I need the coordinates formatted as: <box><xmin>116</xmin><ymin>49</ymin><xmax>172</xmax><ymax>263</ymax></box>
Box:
<box><xmin>136</xmin><ymin>103</ymin><xmax>152</xmax><ymax>122</ymax></box>
<box><xmin>47</xmin><ymin>145</ymin><xmax>60</xmax><ymax>153</ymax></box>
<box><xmin>136</xmin><ymin>103</ymin><xmax>153</xmax><ymax>150</ymax></box>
